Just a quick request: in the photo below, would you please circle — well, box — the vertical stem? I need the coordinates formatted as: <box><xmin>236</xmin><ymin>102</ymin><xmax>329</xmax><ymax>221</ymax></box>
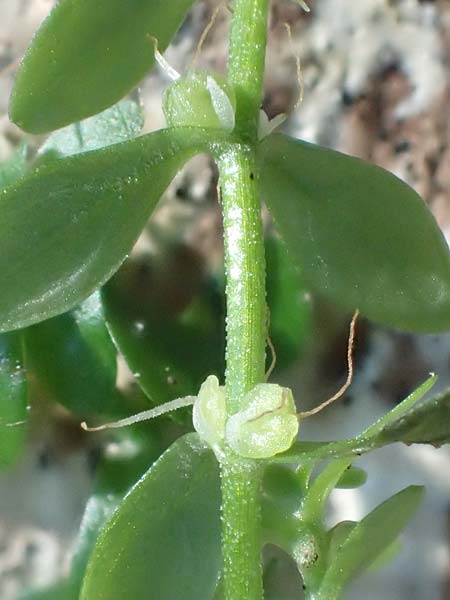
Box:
<box><xmin>219</xmin><ymin>145</ymin><xmax>266</xmax><ymax>412</ymax></box>
<box><xmin>221</xmin><ymin>457</ymin><xmax>264</xmax><ymax>600</ymax></box>
<box><xmin>217</xmin><ymin>143</ymin><xmax>266</xmax><ymax>600</ymax></box>
<box><xmin>218</xmin><ymin>0</ymin><xmax>270</xmax><ymax>596</ymax></box>
<box><xmin>227</xmin><ymin>0</ymin><xmax>269</xmax><ymax>140</ymax></box>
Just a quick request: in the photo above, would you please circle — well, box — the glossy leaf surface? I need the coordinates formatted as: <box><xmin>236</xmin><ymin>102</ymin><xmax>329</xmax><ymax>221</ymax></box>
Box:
<box><xmin>373</xmin><ymin>385</ymin><xmax>450</xmax><ymax>447</ymax></box>
<box><xmin>25</xmin><ymin>292</ymin><xmax>122</xmax><ymax>417</ymax></box>
<box><xmin>39</xmin><ymin>99</ymin><xmax>144</xmax><ymax>158</ymax></box>
<box><xmin>335</xmin><ymin>466</ymin><xmax>367</xmax><ymax>489</ymax></box>
<box><xmin>265</xmin><ymin>236</ymin><xmax>310</xmax><ymax>372</ymax></box>
<box><xmin>367</xmin><ymin>540</ymin><xmax>402</xmax><ymax>573</ymax></box>
<box><xmin>318</xmin><ymin>486</ymin><xmax>424</xmax><ymax>596</ymax></box>
<box><xmin>262</xmin><ymin>464</ymin><xmax>304</xmax><ymax>510</ymax></box>
<box><xmin>18</xmin><ymin>427</ymin><xmax>162</xmax><ymax>600</ymax></box>
<box><xmin>0</xmin><ymin>127</ymin><xmax>220</xmax><ymax>332</ymax></box>
<box><xmin>301</xmin><ymin>459</ymin><xmax>351</xmax><ymax>522</ymax></box>
<box><xmin>101</xmin><ymin>248</ymin><xmax>225</xmax><ymax>408</ymax></box>
<box><xmin>0</xmin><ymin>147</ymin><xmax>29</xmax><ymax>466</ymax></box>
<box><xmin>10</xmin><ymin>0</ymin><xmax>195</xmax><ymax>133</ymax></box>
<box><xmin>81</xmin><ymin>434</ymin><xmax>221</xmax><ymax>600</ymax></box>
<box><xmin>0</xmin><ymin>143</ymin><xmax>27</xmax><ymax>188</ymax></box>
<box><xmin>68</xmin><ymin>427</ymin><xmax>162</xmax><ymax>597</ymax></box>
<box><xmin>18</xmin><ymin>99</ymin><xmax>144</xmax><ymax>418</ymax></box>
<box><xmin>0</xmin><ymin>332</ymin><xmax>27</xmax><ymax>466</ymax></box>
<box><xmin>351</xmin><ymin>374</ymin><xmax>450</xmax><ymax>448</ymax></box>
<box><xmin>259</xmin><ymin>134</ymin><xmax>450</xmax><ymax>332</ymax></box>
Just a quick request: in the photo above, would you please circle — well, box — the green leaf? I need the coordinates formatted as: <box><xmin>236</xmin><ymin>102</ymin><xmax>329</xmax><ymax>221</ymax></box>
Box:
<box><xmin>262</xmin><ymin>464</ymin><xmax>304</xmax><ymax>511</ymax></box>
<box><xmin>24</xmin><ymin>292</ymin><xmax>122</xmax><ymax>417</ymax></box>
<box><xmin>39</xmin><ymin>99</ymin><xmax>144</xmax><ymax>159</ymax></box>
<box><xmin>301</xmin><ymin>459</ymin><xmax>351</xmax><ymax>522</ymax></box>
<box><xmin>81</xmin><ymin>433</ymin><xmax>221</xmax><ymax>600</ymax></box>
<box><xmin>23</xmin><ymin>99</ymin><xmax>144</xmax><ymax>416</ymax></box>
<box><xmin>335</xmin><ymin>466</ymin><xmax>367</xmax><ymax>489</ymax></box>
<box><xmin>337</xmin><ymin>373</ymin><xmax>450</xmax><ymax>449</ymax></box>
<box><xmin>327</xmin><ymin>521</ymin><xmax>356</xmax><ymax>563</ymax></box>
<box><xmin>70</xmin><ymin>427</ymin><xmax>162</xmax><ymax>596</ymax></box>
<box><xmin>273</xmin><ymin>375</ymin><xmax>440</xmax><ymax>463</ymax></box>
<box><xmin>0</xmin><ymin>332</ymin><xmax>27</xmax><ymax>466</ymax></box>
<box><xmin>265</xmin><ymin>236</ymin><xmax>310</xmax><ymax>372</ymax></box>
<box><xmin>0</xmin><ymin>127</ymin><xmax>223</xmax><ymax>333</ymax></box>
<box><xmin>360</xmin><ymin>373</ymin><xmax>437</xmax><ymax>439</ymax></box>
<box><xmin>367</xmin><ymin>540</ymin><xmax>402</xmax><ymax>573</ymax></box>
<box><xmin>0</xmin><ymin>139</ymin><xmax>30</xmax><ymax>467</ymax></box>
<box><xmin>372</xmin><ymin>385</ymin><xmax>450</xmax><ymax>447</ymax></box>
<box><xmin>101</xmin><ymin>251</ymin><xmax>225</xmax><ymax>410</ymax></box>
<box><xmin>17</xmin><ymin>427</ymin><xmax>162</xmax><ymax>600</ymax></box>
<box><xmin>258</xmin><ymin>134</ymin><xmax>450</xmax><ymax>332</ymax></box>
<box><xmin>0</xmin><ymin>143</ymin><xmax>27</xmax><ymax>188</ymax></box>
<box><xmin>318</xmin><ymin>486</ymin><xmax>424</xmax><ymax>597</ymax></box>
<box><xmin>10</xmin><ymin>0</ymin><xmax>196</xmax><ymax>133</ymax></box>
<box><xmin>271</xmin><ymin>440</ymin><xmax>364</xmax><ymax>464</ymax></box>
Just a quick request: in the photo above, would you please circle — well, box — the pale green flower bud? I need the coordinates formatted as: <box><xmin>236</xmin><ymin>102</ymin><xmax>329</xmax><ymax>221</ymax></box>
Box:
<box><xmin>192</xmin><ymin>375</ymin><xmax>227</xmax><ymax>450</ymax></box>
<box><xmin>225</xmin><ymin>384</ymin><xmax>299</xmax><ymax>459</ymax></box>
<box><xmin>163</xmin><ymin>70</ymin><xmax>236</xmax><ymax>131</ymax></box>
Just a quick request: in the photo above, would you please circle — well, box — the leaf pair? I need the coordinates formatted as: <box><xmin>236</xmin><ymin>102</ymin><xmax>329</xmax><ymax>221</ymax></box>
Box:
<box><xmin>5</xmin><ymin>0</ymin><xmax>450</xmax><ymax>337</ymax></box>
<box><xmin>261</xmin><ymin>374</ymin><xmax>450</xmax><ymax>595</ymax></box>
<box><xmin>80</xmin><ymin>426</ymin><xmax>425</xmax><ymax>600</ymax></box>
<box><xmin>76</xmin><ymin>376</ymin><xmax>449</xmax><ymax>600</ymax></box>
<box><xmin>2</xmin><ymin>128</ymin><xmax>450</xmax><ymax>335</ymax></box>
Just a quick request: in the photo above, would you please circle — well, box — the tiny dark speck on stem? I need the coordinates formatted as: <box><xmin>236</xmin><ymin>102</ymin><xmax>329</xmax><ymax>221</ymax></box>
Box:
<box><xmin>249</xmin><ymin>172</ymin><xmax>254</xmax><ymax>180</ymax></box>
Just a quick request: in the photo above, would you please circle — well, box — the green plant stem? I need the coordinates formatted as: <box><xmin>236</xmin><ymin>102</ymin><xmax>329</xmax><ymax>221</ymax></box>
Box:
<box><xmin>217</xmin><ymin>0</ymin><xmax>269</xmax><ymax>595</ymax></box>
<box><xmin>220</xmin><ymin>456</ymin><xmax>264</xmax><ymax>600</ymax></box>
<box><xmin>219</xmin><ymin>145</ymin><xmax>266</xmax><ymax>411</ymax></box>
<box><xmin>227</xmin><ymin>0</ymin><xmax>269</xmax><ymax>140</ymax></box>
<box><xmin>217</xmin><ymin>143</ymin><xmax>266</xmax><ymax>600</ymax></box>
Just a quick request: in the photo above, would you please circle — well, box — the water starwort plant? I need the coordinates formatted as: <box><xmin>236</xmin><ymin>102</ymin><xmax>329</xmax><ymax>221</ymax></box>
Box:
<box><xmin>2</xmin><ymin>1</ymin><xmax>450</xmax><ymax>599</ymax></box>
